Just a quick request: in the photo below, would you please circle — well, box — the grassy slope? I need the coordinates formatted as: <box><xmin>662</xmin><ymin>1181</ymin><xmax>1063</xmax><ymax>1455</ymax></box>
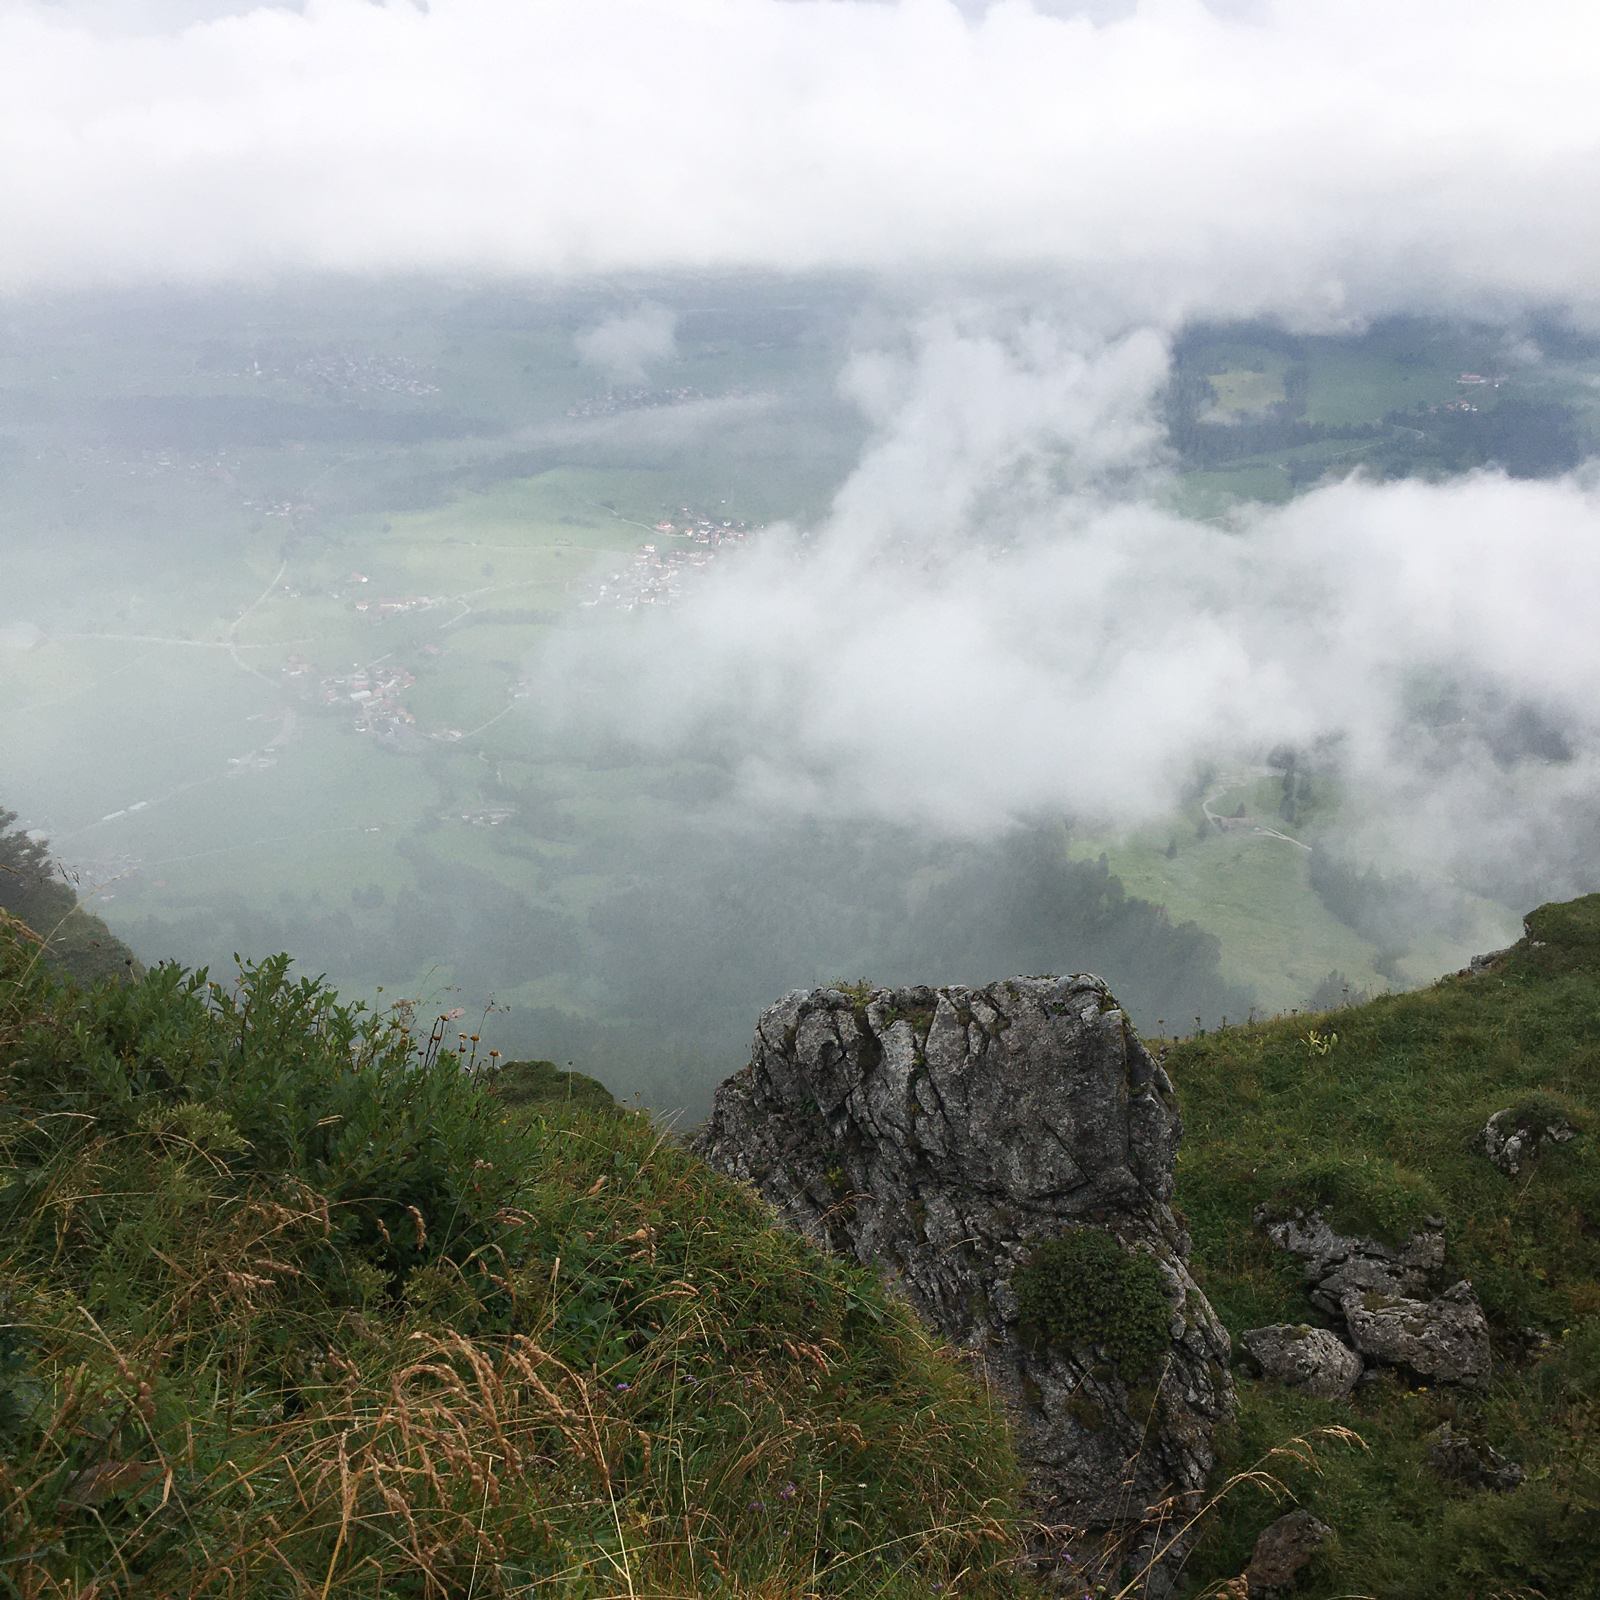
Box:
<box><xmin>1170</xmin><ymin>895</ymin><xmax>1600</xmax><ymax>1599</ymax></box>
<box><xmin>0</xmin><ymin>930</ymin><xmax>1023</xmax><ymax>1599</ymax></box>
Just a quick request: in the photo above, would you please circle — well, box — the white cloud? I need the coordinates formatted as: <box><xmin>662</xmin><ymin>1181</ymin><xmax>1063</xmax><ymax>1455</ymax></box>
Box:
<box><xmin>547</xmin><ymin>313</ymin><xmax>1600</xmax><ymax>902</ymax></box>
<box><xmin>0</xmin><ymin>0</ymin><xmax>1597</xmax><ymax>329</ymax></box>
<box><xmin>575</xmin><ymin>303</ymin><xmax>678</xmax><ymax>385</ymax></box>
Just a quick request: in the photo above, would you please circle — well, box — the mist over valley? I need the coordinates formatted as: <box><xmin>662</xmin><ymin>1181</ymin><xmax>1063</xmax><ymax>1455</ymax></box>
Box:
<box><xmin>4</xmin><ymin>275</ymin><xmax>1597</xmax><ymax>1113</ymax></box>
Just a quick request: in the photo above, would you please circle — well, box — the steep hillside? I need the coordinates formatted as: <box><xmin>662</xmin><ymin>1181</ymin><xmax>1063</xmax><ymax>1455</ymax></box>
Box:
<box><xmin>0</xmin><ymin>807</ymin><xmax>140</xmax><ymax>987</ymax></box>
<box><xmin>1172</xmin><ymin>896</ymin><xmax>1600</xmax><ymax>1597</ymax></box>
<box><xmin>0</xmin><ymin>931</ymin><xmax>1022</xmax><ymax>1598</ymax></box>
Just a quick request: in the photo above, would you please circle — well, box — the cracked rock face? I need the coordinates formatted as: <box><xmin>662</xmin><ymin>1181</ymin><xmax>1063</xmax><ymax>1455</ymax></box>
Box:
<box><xmin>1254</xmin><ymin>1208</ymin><xmax>1445</xmax><ymax>1317</ymax></box>
<box><xmin>693</xmin><ymin>976</ymin><xmax>1234</xmax><ymax>1548</ymax></box>
<box><xmin>1240</xmin><ymin>1324</ymin><xmax>1362</xmax><ymax>1401</ymax></box>
<box><xmin>1341</xmin><ymin>1281</ymin><xmax>1492</xmax><ymax>1386</ymax></box>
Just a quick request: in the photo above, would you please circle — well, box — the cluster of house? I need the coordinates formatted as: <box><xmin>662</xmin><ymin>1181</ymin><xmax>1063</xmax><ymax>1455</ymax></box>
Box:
<box><xmin>442</xmin><ymin>807</ymin><xmax>514</xmax><ymax>827</ymax></box>
<box><xmin>352</xmin><ymin>594</ymin><xmax>447</xmax><ymax>618</ymax></box>
<box><xmin>585</xmin><ymin>510</ymin><xmax>758</xmax><ymax>611</ymax></box>
<box><xmin>567</xmin><ymin>385</ymin><xmax>710</xmax><ymax>418</ymax></box>
<box><xmin>316</xmin><ymin>661</ymin><xmax>418</xmax><ymax>738</ymax></box>
<box><xmin>318</xmin><ymin>572</ymin><xmax>448</xmax><ymax>614</ymax></box>
<box><xmin>243</xmin><ymin>499</ymin><xmax>313</xmax><ymax>519</ymax></box>
<box><xmin>232</xmin><ymin>345</ymin><xmax>439</xmax><ymax>398</ymax></box>
<box><xmin>121</xmin><ymin>446</ymin><xmax>240</xmax><ymax>481</ymax></box>
<box><xmin>1425</xmin><ymin>401</ymin><xmax>1480</xmax><ymax>415</ymax></box>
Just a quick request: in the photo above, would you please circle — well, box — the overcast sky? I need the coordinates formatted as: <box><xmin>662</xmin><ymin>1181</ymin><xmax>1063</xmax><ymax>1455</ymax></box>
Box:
<box><xmin>2</xmin><ymin>0</ymin><xmax>1598</xmax><ymax>330</ymax></box>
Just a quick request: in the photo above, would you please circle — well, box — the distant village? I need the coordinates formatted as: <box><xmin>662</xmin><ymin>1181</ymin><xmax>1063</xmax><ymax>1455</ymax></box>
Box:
<box><xmin>230</xmin><ymin>344</ymin><xmax>441</xmax><ymax>399</ymax></box>
<box><xmin>587</xmin><ymin>508</ymin><xmax>759</xmax><ymax>610</ymax></box>
<box><xmin>268</xmin><ymin>508</ymin><xmax>761</xmax><ymax>753</ymax></box>
<box><xmin>266</xmin><ymin>571</ymin><xmax>451</xmax><ymax>617</ymax></box>
<box><xmin>567</xmin><ymin>385</ymin><xmax>750</xmax><ymax>419</ymax></box>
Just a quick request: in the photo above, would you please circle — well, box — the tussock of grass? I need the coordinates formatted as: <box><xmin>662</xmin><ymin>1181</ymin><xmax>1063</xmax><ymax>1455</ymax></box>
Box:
<box><xmin>1169</xmin><ymin>897</ymin><xmax>1600</xmax><ymax>1597</ymax></box>
<box><xmin>0</xmin><ymin>929</ymin><xmax>1023</xmax><ymax>1597</ymax></box>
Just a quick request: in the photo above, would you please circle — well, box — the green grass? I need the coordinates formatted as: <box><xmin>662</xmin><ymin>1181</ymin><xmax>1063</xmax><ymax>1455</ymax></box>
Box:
<box><xmin>1170</xmin><ymin>895</ymin><xmax>1600</xmax><ymax>1597</ymax></box>
<box><xmin>1068</xmin><ymin>821</ymin><xmax>1385</xmax><ymax>1016</ymax></box>
<box><xmin>1168</xmin><ymin>463</ymin><xmax>1295</xmax><ymax>516</ymax></box>
<box><xmin>0</xmin><ymin>929</ymin><xmax>1027</xmax><ymax>1598</ymax></box>
<box><xmin>1301</xmin><ymin>345</ymin><xmax>1468</xmax><ymax>427</ymax></box>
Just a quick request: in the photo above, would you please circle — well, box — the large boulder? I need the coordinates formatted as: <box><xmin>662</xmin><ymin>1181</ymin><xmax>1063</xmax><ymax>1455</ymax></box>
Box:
<box><xmin>694</xmin><ymin>976</ymin><xmax>1233</xmax><ymax>1579</ymax></box>
<box><xmin>1240</xmin><ymin>1324</ymin><xmax>1362</xmax><ymax>1401</ymax></box>
<box><xmin>1244</xmin><ymin>1508</ymin><xmax>1332</xmax><ymax>1593</ymax></box>
<box><xmin>1341</xmin><ymin>1281</ymin><xmax>1492</xmax><ymax>1386</ymax></box>
<box><xmin>1254</xmin><ymin>1207</ymin><xmax>1444</xmax><ymax>1316</ymax></box>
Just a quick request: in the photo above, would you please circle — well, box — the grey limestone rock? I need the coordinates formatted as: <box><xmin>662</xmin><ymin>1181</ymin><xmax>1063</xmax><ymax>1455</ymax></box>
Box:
<box><xmin>693</xmin><ymin>975</ymin><xmax>1233</xmax><ymax>1568</ymax></box>
<box><xmin>1478</xmin><ymin>1107</ymin><xmax>1576</xmax><ymax>1177</ymax></box>
<box><xmin>1240</xmin><ymin>1324</ymin><xmax>1362</xmax><ymax>1401</ymax></box>
<box><xmin>1341</xmin><ymin>1280</ymin><xmax>1492</xmax><ymax>1386</ymax></box>
<box><xmin>1245</xmin><ymin>1508</ymin><xmax>1332</xmax><ymax>1592</ymax></box>
<box><xmin>1427</xmin><ymin>1422</ymin><xmax>1526</xmax><ymax>1493</ymax></box>
<box><xmin>1254</xmin><ymin>1207</ymin><xmax>1444</xmax><ymax>1316</ymax></box>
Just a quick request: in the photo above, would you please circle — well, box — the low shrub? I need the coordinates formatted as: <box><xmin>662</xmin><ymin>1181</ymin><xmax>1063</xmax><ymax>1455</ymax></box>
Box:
<box><xmin>1012</xmin><ymin>1229</ymin><xmax>1172</xmax><ymax>1380</ymax></box>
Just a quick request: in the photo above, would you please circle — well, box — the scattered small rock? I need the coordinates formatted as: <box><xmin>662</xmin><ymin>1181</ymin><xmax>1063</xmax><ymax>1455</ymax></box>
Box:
<box><xmin>1478</xmin><ymin>1107</ymin><xmax>1576</xmax><ymax>1177</ymax></box>
<box><xmin>1240</xmin><ymin>1324</ymin><xmax>1362</xmax><ymax>1401</ymax></box>
<box><xmin>1245</xmin><ymin>1508</ymin><xmax>1332</xmax><ymax>1592</ymax></box>
<box><xmin>1341</xmin><ymin>1280</ymin><xmax>1492</xmax><ymax>1387</ymax></box>
<box><xmin>1254</xmin><ymin>1207</ymin><xmax>1444</xmax><ymax>1316</ymax></box>
<box><xmin>1427</xmin><ymin>1422</ymin><xmax>1526</xmax><ymax>1493</ymax></box>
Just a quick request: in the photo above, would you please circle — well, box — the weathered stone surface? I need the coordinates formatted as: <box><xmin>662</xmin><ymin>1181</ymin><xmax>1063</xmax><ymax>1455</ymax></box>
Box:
<box><xmin>694</xmin><ymin>976</ymin><xmax>1233</xmax><ymax>1565</ymax></box>
<box><xmin>1478</xmin><ymin>1107</ymin><xmax>1576</xmax><ymax>1177</ymax></box>
<box><xmin>1341</xmin><ymin>1280</ymin><xmax>1492</xmax><ymax>1386</ymax></box>
<box><xmin>1427</xmin><ymin>1422</ymin><xmax>1526</xmax><ymax>1493</ymax></box>
<box><xmin>1240</xmin><ymin>1324</ymin><xmax>1362</xmax><ymax>1401</ymax></box>
<box><xmin>1255</xmin><ymin>1207</ymin><xmax>1444</xmax><ymax>1316</ymax></box>
<box><xmin>1245</xmin><ymin>1508</ymin><xmax>1332</xmax><ymax>1592</ymax></box>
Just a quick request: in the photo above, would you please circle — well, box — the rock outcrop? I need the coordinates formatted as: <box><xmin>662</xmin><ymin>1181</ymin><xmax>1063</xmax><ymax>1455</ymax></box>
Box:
<box><xmin>1240</xmin><ymin>1324</ymin><xmax>1362</xmax><ymax>1400</ymax></box>
<box><xmin>1427</xmin><ymin>1422</ymin><xmax>1526</xmax><ymax>1493</ymax></box>
<box><xmin>1256</xmin><ymin>1209</ymin><xmax>1492</xmax><ymax>1387</ymax></box>
<box><xmin>694</xmin><ymin>976</ymin><xmax>1233</xmax><ymax>1582</ymax></box>
<box><xmin>1479</xmin><ymin>1106</ymin><xmax>1576</xmax><ymax>1177</ymax></box>
<box><xmin>1341</xmin><ymin>1281</ymin><xmax>1492</xmax><ymax>1386</ymax></box>
<box><xmin>1254</xmin><ymin>1208</ymin><xmax>1444</xmax><ymax>1316</ymax></box>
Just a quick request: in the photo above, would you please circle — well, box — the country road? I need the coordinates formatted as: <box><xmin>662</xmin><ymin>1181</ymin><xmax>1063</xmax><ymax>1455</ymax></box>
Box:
<box><xmin>1201</xmin><ymin>770</ymin><xmax>1312</xmax><ymax>852</ymax></box>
